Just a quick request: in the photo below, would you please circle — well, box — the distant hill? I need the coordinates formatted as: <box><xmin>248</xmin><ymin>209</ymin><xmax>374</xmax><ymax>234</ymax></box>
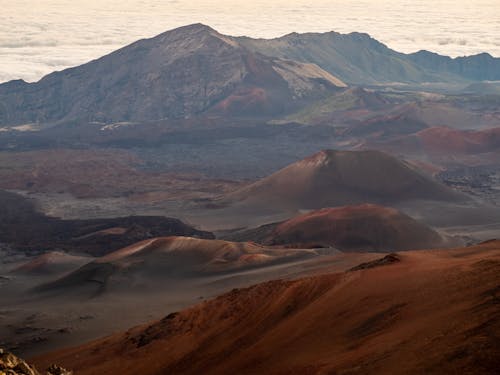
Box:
<box><xmin>222</xmin><ymin>150</ymin><xmax>465</xmax><ymax>211</ymax></box>
<box><xmin>226</xmin><ymin>204</ymin><xmax>458</xmax><ymax>252</ymax></box>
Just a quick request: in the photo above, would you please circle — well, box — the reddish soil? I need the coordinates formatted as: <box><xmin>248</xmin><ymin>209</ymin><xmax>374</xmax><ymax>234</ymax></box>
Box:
<box><xmin>214</xmin><ymin>87</ymin><xmax>269</xmax><ymax>115</ymax></box>
<box><xmin>262</xmin><ymin>204</ymin><xmax>456</xmax><ymax>251</ymax></box>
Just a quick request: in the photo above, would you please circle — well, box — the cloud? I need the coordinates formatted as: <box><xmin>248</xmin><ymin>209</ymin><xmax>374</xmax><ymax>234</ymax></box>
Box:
<box><xmin>0</xmin><ymin>0</ymin><xmax>499</xmax><ymax>83</ymax></box>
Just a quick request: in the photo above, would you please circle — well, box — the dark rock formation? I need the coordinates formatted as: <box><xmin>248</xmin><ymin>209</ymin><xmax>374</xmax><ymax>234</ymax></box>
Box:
<box><xmin>0</xmin><ymin>190</ymin><xmax>214</xmax><ymax>256</ymax></box>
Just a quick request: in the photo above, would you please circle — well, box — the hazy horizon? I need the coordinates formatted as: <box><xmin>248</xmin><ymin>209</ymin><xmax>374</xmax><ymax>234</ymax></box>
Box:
<box><xmin>1</xmin><ymin>0</ymin><xmax>499</xmax><ymax>83</ymax></box>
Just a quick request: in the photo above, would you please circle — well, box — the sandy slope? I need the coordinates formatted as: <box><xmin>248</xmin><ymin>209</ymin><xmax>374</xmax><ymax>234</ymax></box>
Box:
<box><xmin>33</xmin><ymin>240</ymin><xmax>500</xmax><ymax>374</ymax></box>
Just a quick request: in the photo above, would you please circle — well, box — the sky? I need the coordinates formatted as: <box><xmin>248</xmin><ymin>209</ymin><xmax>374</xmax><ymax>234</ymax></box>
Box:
<box><xmin>1</xmin><ymin>0</ymin><xmax>499</xmax><ymax>83</ymax></box>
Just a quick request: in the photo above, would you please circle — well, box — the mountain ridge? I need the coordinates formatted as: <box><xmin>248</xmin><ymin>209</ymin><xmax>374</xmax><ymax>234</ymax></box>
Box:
<box><xmin>0</xmin><ymin>23</ymin><xmax>344</xmax><ymax>126</ymax></box>
<box><xmin>1</xmin><ymin>24</ymin><xmax>499</xmax><ymax>127</ymax></box>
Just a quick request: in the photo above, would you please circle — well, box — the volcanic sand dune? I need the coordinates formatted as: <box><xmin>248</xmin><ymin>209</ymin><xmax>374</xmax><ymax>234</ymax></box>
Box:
<box><xmin>12</xmin><ymin>252</ymin><xmax>93</xmax><ymax>276</ymax></box>
<box><xmin>222</xmin><ymin>149</ymin><xmax>465</xmax><ymax>211</ymax></box>
<box><xmin>33</xmin><ymin>240</ymin><xmax>500</xmax><ymax>375</ymax></box>
<box><xmin>37</xmin><ymin>236</ymin><xmax>318</xmax><ymax>295</ymax></box>
<box><xmin>227</xmin><ymin>204</ymin><xmax>459</xmax><ymax>251</ymax></box>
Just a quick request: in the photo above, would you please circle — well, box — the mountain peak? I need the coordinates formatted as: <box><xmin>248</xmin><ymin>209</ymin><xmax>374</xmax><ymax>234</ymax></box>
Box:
<box><xmin>166</xmin><ymin>23</ymin><xmax>217</xmax><ymax>34</ymax></box>
<box><xmin>153</xmin><ymin>22</ymin><xmax>229</xmax><ymax>46</ymax></box>
<box><xmin>303</xmin><ymin>149</ymin><xmax>386</xmax><ymax>165</ymax></box>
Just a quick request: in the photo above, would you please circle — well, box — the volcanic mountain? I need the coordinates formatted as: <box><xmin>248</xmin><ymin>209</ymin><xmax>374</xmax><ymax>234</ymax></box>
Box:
<box><xmin>222</xmin><ymin>150</ymin><xmax>465</xmax><ymax>211</ymax></box>
<box><xmin>33</xmin><ymin>240</ymin><xmax>500</xmax><ymax>374</ymax></box>
<box><xmin>2</xmin><ymin>24</ymin><xmax>500</xmax><ymax>127</ymax></box>
<box><xmin>0</xmin><ymin>24</ymin><xmax>345</xmax><ymax>126</ymax></box>
<box><xmin>227</xmin><ymin>204</ymin><xmax>457</xmax><ymax>251</ymax></box>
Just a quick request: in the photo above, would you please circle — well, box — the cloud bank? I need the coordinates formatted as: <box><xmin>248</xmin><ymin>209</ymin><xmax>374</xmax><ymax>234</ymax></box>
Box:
<box><xmin>1</xmin><ymin>0</ymin><xmax>499</xmax><ymax>83</ymax></box>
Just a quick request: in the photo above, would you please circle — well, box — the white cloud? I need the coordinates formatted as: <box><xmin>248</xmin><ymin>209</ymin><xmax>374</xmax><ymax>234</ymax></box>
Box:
<box><xmin>0</xmin><ymin>0</ymin><xmax>499</xmax><ymax>83</ymax></box>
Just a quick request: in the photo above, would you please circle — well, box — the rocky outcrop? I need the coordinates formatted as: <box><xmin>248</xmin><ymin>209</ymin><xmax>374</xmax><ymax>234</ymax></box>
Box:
<box><xmin>0</xmin><ymin>348</ymin><xmax>71</xmax><ymax>375</ymax></box>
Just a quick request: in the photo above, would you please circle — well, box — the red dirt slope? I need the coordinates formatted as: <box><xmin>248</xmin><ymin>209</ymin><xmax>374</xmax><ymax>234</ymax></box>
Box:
<box><xmin>252</xmin><ymin>204</ymin><xmax>457</xmax><ymax>251</ymax></box>
<box><xmin>33</xmin><ymin>240</ymin><xmax>500</xmax><ymax>374</ymax></box>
